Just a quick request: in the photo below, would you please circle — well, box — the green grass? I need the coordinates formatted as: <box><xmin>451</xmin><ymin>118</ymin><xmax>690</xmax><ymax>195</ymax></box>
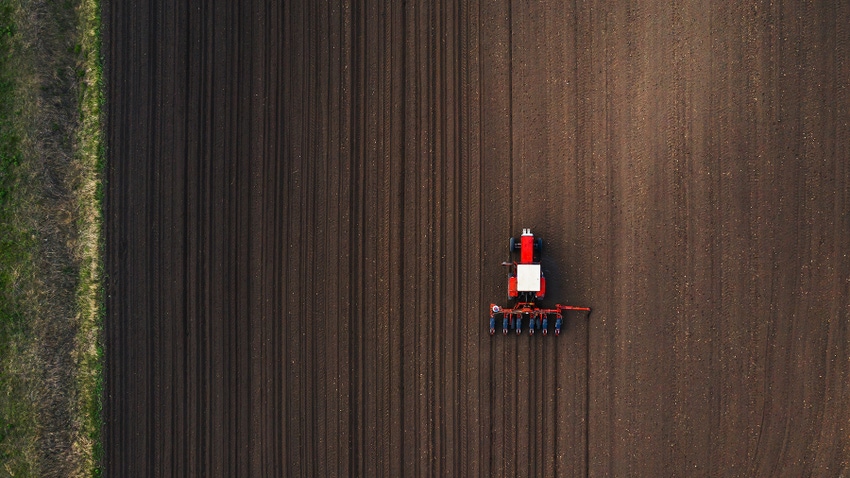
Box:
<box><xmin>0</xmin><ymin>1</ymin><xmax>38</xmax><ymax>475</ymax></box>
<box><xmin>0</xmin><ymin>0</ymin><xmax>105</xmax><ymax>475</ymax></box>
<box><xmin>72</xmin><ymin>0</ymin><xmax>104</xmax><ymax>475</ymax></box>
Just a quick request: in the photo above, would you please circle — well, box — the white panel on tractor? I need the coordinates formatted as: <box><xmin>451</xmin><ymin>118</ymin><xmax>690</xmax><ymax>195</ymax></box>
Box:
<box><xmin>516</xmin><ymin>264</ymin><xmax>541</xmax><ymax>292</ymax></box>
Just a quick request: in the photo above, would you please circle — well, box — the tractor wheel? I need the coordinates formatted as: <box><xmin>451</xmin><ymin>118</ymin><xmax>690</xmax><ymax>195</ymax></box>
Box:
<box><xmin>534</xmin><ymin>238</ymin><xmax>543</xmax><ymax>251</ymax></box>
<box><xmin>509</xmin><ymin>237</ymin><xmax>518</xmax><ymax>253</ymax></box>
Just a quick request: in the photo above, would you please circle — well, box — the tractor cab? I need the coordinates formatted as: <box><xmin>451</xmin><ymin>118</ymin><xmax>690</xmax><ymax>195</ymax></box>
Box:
<box><xmin>507</xmin><ymin>228</ymin><xmax>545</xmax><ymax>302</ymax></box>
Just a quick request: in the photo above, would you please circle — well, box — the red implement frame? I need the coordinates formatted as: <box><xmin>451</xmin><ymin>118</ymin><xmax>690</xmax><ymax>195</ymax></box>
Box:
<box><xmin>489</xmin><ymin>302</ymin><xmax>591</xmax><ymax>336</ymax></box>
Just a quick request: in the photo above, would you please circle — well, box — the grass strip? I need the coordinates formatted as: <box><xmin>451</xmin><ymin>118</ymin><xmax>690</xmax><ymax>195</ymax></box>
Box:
<box><xmin>0</xmin><ymin>0</ymin><xmax>105</xmax><ymax>474</ymax></box>
<box><xmin>0</xmin><ymin>0</ymin><xmax>38</xmax><ymax>475</ymax></box>
<box><xmin>71</xmin><ymin>0</ymin><xmax>104</xmax><ymax>475</ymax></box>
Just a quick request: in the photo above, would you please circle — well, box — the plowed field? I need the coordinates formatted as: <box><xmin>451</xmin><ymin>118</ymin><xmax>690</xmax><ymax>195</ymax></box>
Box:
<box><xmin>104</xmin><ymin>1</ymin><xmax>850</xmax><ymax>475</ymax></box>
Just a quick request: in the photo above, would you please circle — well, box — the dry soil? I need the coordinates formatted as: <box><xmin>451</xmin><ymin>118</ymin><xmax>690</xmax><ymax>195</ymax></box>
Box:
<box><xmin>104</xmin><ymin>1</ymin><xmax>850</xmax><ymax>475</ymax></box>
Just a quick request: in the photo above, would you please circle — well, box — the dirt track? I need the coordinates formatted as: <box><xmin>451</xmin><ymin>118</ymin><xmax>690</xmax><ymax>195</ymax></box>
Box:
<box><xmin>104</xmin><ymin>1</ymin><xmax>850</xmax><ymax>475</ymax></box>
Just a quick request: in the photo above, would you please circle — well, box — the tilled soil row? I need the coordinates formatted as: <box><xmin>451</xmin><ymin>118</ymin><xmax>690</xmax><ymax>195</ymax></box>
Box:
<box><xmin>105</xmin><ymin>0</ymin><xmax>850</xmax><ymax>475</ymax></box>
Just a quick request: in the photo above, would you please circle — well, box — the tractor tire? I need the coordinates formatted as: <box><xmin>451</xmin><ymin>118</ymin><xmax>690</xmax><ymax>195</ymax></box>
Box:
<box><xmin>532</xmin><ymin>238</ymin><xmax>543</xmax><ymax>262</ymax></box>
<box><xmin>509</xmin><ymin>237</ymin><xmax>518</xmax><ymax>253</ymax></box>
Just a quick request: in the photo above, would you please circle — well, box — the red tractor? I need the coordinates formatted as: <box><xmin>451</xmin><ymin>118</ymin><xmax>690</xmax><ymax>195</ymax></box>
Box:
<box><xmin>489</xmin><ymin>228</ymin><xmax>590</xmax><ymax>336</ymax></box>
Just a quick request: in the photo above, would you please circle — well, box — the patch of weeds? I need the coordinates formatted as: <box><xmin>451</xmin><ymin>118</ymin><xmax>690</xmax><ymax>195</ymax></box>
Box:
<box><xmin>73</xmin><ymin>0</ymin><xmax>105</xmax><ymax>475</ymax></box>
<box><xmin>0</xmin><ymin>0</ymin><xmax>107</xmax><ymax>474</ymax></box>
<box><xmin>0</xmin><ymin>0</ymin><xmax>38</xmax><ymax>475</ymax></box>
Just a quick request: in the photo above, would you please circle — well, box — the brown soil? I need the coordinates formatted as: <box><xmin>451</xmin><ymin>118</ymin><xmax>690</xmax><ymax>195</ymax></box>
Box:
<box><xmin>104</xmin><ymin>0</ymin><xmax>850</xmax><ymax>475</ymax></box>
